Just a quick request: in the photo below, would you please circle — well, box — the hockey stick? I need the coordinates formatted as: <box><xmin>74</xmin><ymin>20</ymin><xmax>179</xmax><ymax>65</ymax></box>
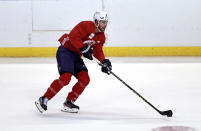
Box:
<box><xmin>92</xmin><ymin>56</ymin><xmax>173</xmax><ymax>117</ymax></box>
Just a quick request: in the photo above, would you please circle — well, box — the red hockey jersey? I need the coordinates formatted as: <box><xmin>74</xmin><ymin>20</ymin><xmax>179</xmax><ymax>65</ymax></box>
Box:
<box><xmin>58</xmin><ymin>21</ymin><xmax>106</xmax><ymax>62</ymax></box>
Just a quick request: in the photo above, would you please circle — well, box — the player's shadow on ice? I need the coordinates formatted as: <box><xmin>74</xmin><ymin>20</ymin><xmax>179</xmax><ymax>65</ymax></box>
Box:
<box><xmin>42</xmin><ymin>110</ymin><xmax>170</xmax><ymax>122</ymax></box>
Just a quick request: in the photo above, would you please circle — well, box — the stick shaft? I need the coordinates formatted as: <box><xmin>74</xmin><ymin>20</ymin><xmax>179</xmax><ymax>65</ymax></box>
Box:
<box><xmin>92</xmin><ymin>56</ymin><xmax>162</xmax><ymax>115</ymax></box>
<box><xmin>110</xmin><ymin>71</ymin><xmax>162</xmax><ymax>114</ymax></box>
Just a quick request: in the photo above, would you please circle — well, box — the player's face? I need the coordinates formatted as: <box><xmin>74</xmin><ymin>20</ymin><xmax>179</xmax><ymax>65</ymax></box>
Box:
<box><xmin>98</xmin><ymin>20</ymin><xmax>108</xmax><ymax>32</ymax></box>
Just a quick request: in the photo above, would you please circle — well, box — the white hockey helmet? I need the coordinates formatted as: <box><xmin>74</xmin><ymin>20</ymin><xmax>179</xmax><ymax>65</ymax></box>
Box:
<box><xmin>93</xmin><ymin>11</ymin><xmax>108</xmax><ymax>23</ymax></box>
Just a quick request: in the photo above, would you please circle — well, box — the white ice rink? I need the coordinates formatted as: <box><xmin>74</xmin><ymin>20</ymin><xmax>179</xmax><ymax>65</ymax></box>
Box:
<box><xmin>0</xmin><ymin>57</ymin><xmax>201</xmax><ymax>131</ymax></box>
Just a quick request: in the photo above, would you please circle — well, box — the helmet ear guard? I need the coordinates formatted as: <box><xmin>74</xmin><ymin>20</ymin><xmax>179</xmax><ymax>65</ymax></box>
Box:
<box><xmin>94</xmin><ymin>19</ymin><xmax>99</xmax><ymax>27</ymax></box>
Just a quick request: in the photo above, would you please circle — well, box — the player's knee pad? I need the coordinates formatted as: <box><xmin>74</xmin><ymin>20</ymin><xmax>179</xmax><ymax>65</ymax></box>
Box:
<box><xmin>59</xmin><ymin>73</ymin><xmax>72</xmax><ymax>86</ymax></box>
<box><xmin>77</xmin><ymin>71</ymin><xmax>90</xmax><ymax>87</ymax></box>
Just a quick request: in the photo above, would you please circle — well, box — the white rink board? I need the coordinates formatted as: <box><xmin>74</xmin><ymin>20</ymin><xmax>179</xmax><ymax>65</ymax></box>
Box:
<box><xmin>1</xmin><ymin>0</ymin><xmax>201</xmax><ymax>47</ymax></box>
<box><xmin>33</xmin><ymin>0</ymin><xmax>102</xmax><ymax>31</ymax></box>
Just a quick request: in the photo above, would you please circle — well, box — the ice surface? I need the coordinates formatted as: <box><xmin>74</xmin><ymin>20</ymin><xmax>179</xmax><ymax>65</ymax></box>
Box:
<box><xmin>0</xmin><ymin>57</ymin><xmax>201</xmax><ymax>131</ymax></box>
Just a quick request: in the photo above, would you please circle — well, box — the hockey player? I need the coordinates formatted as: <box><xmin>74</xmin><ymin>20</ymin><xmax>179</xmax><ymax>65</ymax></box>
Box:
<box><xmin>35</xmin><ymin>11</ymin><xmax>112</xmax><ymax>113</ymax></box>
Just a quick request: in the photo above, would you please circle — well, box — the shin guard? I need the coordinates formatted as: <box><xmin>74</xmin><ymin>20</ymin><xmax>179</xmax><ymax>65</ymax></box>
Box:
<box><xmin>67</xmin><ymin>71</ymin><xmax>90</xmax><ymax>102</ymax></box>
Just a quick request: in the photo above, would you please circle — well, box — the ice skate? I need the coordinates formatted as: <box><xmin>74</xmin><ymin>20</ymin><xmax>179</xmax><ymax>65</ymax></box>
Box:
<box><xmin>61</xmin><ymin>99</ymin><xmax>79</xmax><ymax>113</ymax></box>
<box><xmin>35</xmin><ymin>96</ymin><xmax>48</xmax><ymax>113</ymax></box>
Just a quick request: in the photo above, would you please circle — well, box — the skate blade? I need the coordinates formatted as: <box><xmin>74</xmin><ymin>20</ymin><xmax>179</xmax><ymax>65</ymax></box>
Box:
<box><xmin>35</xmin><ymin>100</ymin><xmax>45</xmax><ymax>113</ymax></box>
<box><xmin>61</xmin><ymin>106</ymin><xmax>78</xmax><ymax>113</ymax></box>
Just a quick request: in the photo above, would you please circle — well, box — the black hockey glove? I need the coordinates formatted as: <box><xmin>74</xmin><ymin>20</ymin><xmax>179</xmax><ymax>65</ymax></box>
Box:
<box><xmin>101</xmin><ymin>59</ymin><xmax>112</xmax><ymax>75</ymax></box>
<box><xmin>80</xmin><ymin>44</ymin><xmax>93</xmax><ymax>60</ymax></box>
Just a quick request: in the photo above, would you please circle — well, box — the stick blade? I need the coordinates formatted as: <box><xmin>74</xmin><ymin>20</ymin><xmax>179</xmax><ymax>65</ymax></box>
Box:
<box><xmin>160</xmin><ymin>110</ymin><xmax>173</xmax><ymax>117</ymax></box>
